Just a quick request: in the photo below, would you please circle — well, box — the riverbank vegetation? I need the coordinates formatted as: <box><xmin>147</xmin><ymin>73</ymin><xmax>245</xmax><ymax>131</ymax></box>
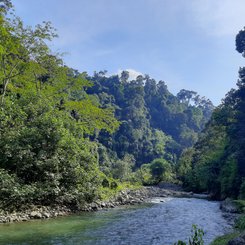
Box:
<box><xmin>1</xmin><ymin>1</ymin><xmax>245</xmax><ymax>244</ymax></box>
<box><xmin>210</xmin><ymin>200</ymin><xmax>245</xmax><ymax>245</ymax></box>
<box><xmin>1</xmin><ymin>1</ymin><xmax>245</xmax><ymax>241</ymax></box>
<box><xmin>175</xmin><ymin>27</ymin><xmax>245</xmax><ymax>244</ymax></box>
<box><xmin>0</xmin><ymin>1</ymin><xmax>213</xmax><ymax>212</ymax></box>
<box><xmin>175</xmin><ymin>225</ymin><xmax>204</xmax><ymax>245</ymax></box>
<box><xmin>177</xmin><ymin>28</ymin><xmax>245</xmax><ymax>201</ymax></box>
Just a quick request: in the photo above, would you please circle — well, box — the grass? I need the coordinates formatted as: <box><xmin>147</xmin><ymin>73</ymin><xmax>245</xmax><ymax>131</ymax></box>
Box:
<box><xmin>210</xmin><ymin>233</ymin><xmax>240</xmax><ymax>245</ymax></box>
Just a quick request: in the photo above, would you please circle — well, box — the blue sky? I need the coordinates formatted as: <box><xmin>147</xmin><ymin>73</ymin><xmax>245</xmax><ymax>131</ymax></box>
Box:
<box><xmin>13</xmin><ymin>0</ymin><xmax>245</xmax><ymax>105</ymax></box>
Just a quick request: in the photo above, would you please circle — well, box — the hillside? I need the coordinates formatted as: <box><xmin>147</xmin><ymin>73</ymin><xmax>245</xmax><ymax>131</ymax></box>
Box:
<box><xmin>0</xmin><ymin>1</ymin><xmax>214</xmax><ymax>211</ymax></box>
<box><xmin>177</xmin><ymin>28</ymin><xmax>245</xmax><ymax>200</ymax></box>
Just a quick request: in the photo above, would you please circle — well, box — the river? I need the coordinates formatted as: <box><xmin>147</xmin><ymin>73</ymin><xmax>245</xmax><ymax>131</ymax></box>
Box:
<box><xmin>0</xmin><ymin>197</ymin><xmax>232</xmax><ymax>245</ymax></box>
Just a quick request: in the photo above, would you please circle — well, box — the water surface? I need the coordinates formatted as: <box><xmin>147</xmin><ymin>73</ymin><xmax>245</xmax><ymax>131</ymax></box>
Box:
<box><xmin>0</xmin><ymin>198</ymin><xmax>232</xmax><ymax>245</ymax></box>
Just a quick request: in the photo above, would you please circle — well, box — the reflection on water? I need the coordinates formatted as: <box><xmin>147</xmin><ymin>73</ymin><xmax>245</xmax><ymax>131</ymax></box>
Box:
<box><xmin>0</xmin><ymin>198</ymin><xmax>232</xmax><ymax>245</ymax></box>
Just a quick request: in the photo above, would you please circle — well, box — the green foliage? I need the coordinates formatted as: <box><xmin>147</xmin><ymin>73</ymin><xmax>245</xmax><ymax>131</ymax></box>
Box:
<box><xmin>179</xmin><ymin>27</ymin><xmax>245</xmax><ymax>199</ymax></box>
<box><xmin>177</xmin><ymin>148</ymin><xmax>194</xmax><ymax>181</ymax></box>
<box><xmin>138</xmin><ymin>164</ymin><xmax>154</xmax><ymax>185</ymax></box>
<box><xmin>220</xmin><ymin>156</ymin><xmax>238</xmax><ymax>198</ymax></box>
<box><xmin>0</xmin><ymin>2</ymin><xmax>215</xmax><ymax>212</ymax></box>
<box><xmin>236</xmin><ymin>28</ymin><xmax>245</xmax><ymax>55</ymax></box>
<box><xmin>0</xmin><ymin>5</ymin><xmax>120</xmax><ymax>211</ymax></box>
<box><xmin>98</xmin><ymin>181</ymin><xmax>141</xmax><ymax>201</ymax></box>
<box><xmin>87</xmin><ymin>71</ymin><xmax>213</xmax><ymax>168</ymax></box>
<box><xmin>188</xmin><ymin>225</ymin><xmax>204</xmax><ymax>245</ymax></box>
<box><xmin>233</xmin><ymin>200</ymin><xmax>245</xmax><ymax>213</ymax></box>
<box><xmin>65</xmin><ymin>99</ymin><xmax>119</xmax><ymax>135</ymax></box>
<box><xmin>178</xmin><ymin>106</ymin><xmax>234</xmax><ymax>196</ymax></box>
<box><xmin>210</xmin><ymin>233</ymin><xmax>239</xmax><ymax>245</ymax></box>
<box><xmin>235</xmin><ymin>215</ymin><xmax>245</xmax><ymax>231</ymax></box>
<box><xmin>139</xmin><ymin>158</ymin><xmax>173</xmax><ymax>185</ymax></box>
<box><xmin>111</xmin><ymin>154</ymin><xmax>135</xmax><ymax>181</ymax></box>
<box><xmin>174</xmin><ymin>225</ymin><xmax>204</xmax><ymax>245</ymax></box>
<box><xmin>149</xmin><ymin>158</ymin><xmax>172</xmax><ymax>183</ymax></box>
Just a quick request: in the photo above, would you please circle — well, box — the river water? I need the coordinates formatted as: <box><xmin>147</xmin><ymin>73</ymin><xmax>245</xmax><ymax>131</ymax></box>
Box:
<box><xmin>0</xmin><ymin>197</ymin><xmax>232</xmax><ymax>245</ymax></box>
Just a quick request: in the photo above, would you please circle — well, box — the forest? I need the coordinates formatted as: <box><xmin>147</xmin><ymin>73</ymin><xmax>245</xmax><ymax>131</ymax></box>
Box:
<box><xmin>1</xmin><ymin>0</ymin><xmax>245</xmax><ymax>217</ymax></box>
<box><xmin>0</xmin><ymin>1</ymin><xmax>215</xmax><ymax>211</ymax></box>
<box><xmin>177</xmin><ymin>28</ymin><xmax>245</xmax><ymax>200</ymax></box>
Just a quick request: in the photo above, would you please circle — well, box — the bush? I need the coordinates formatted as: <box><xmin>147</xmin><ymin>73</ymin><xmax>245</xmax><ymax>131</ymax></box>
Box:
<box><xmin>0</xmin><ymin>169</ymin><xmax>38</xmax><ymax>211</ymax></box>
<box><xmin>174</xmin><ymin>225</ymin><xmax>204</xmax><ymax>245</ymax></box>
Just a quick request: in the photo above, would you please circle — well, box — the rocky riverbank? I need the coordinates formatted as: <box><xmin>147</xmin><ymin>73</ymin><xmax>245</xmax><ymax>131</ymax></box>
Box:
<box><xmin>220</xmin><ymin>199</ymin><xmax>240</xmax><ymax>214</ymax></box>
<box><xmin>218</xmin><ymin>199</ymin><xmax>244</xmax><ymax>245</ymax></box>
<box><xmin>81</xmin><ymin>186</ymin><xmax>203</xmax><ymax>212</ymax></box>
<box><xmin>0</xmin><ymin>186</ymin><xmax>205</xmax><ymax>224</ymax></box>
<box><xmin>220</xmin><ymin>198</ymin><xmax>241</xmax><ymax>227</ymax></box>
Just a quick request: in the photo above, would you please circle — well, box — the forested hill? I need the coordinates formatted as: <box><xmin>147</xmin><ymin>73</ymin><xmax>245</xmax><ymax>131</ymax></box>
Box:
<box><xmin>86</xmin><ymin>72</ymin><xmax>214</xmax><ymax>168</ymax></box>
<box><xmin>177</xmin><ymin>28</ymin><xmax>245</xmax><ymax>200</ymax></box>
<box><xmin>0</xmin><ymin>1</ymin><xmax>214</xmax><ymax>211</ymax></box>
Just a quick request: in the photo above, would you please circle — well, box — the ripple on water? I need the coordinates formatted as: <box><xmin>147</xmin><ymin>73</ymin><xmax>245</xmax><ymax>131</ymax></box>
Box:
<box><xmin>0</xmin><ymin>198</ymin><xmax>232</xmax><ymax>245</ymax></box>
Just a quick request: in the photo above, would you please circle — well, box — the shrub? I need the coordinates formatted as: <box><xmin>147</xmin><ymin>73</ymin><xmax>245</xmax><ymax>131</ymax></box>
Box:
<box><xmin>174</xmin><ymin>225</ymin><xmax>204</xmax><ymax>245</ymax></box>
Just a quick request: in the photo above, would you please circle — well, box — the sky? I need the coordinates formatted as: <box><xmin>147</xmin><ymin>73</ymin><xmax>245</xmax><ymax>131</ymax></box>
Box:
<box><xmin>12</xmin><ymin>0</ymin><xmax>245</xmax><ymax>105</ymax></box>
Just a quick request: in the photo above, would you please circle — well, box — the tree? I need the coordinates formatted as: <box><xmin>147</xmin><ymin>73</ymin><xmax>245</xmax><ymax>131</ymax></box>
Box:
<box><xmin>120</xmin><ymin>70</ymin><xmax>129</xmax><ymax>83</ymax></box>
<box><xmin>179</xmin><ymin>27</ymin><xmax>245</xmax><ymax>198</ymax></box>
<box><xmin>177</xmin><ymin>148</ymin><xmax>194</xmax><ymax>181</ymax></box>
<box><xmin>236</xmin><ymin>27</ymin><xmax>245</xmax><ymax>56</ymax></box>
<box><xmin>112</xmin><ymin>154</ymin><xmax>135</xmax><ymax>181</ymax></box>
<box><xmin>0</xmin><ymin>5</ymin><xmax>120</xmax><ymax>210</ymax></box>
<box><xmin>177</xmin><ymin>89</ymin><xmax>197</xmax><ymax>105</ymax></box>
<box><xmin>149</xmin><ymin>158</ymin><xmax>172</xmax><ymax>183</ymax></box>
<box><xmin>0</xmin><ymin>0</ymin><xmax>12</xmax><ymax>12</ymax></box>
<box><xmin>0</xmin><ymin>5</ymin><xmax>57</xmax><ymax>106</ymax></box>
